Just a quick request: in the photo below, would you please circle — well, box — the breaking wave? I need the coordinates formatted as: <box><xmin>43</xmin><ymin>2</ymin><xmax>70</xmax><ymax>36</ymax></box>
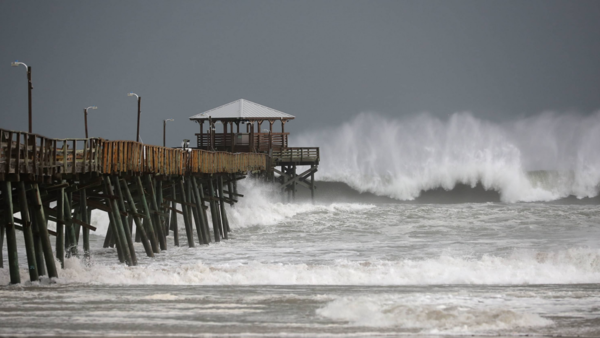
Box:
<box><xmin>296</xmin><ymin>112</ymin><xmax>600</xmax><ymax>202</ymax></box>
<box><xmin>3</xmin><ymin>247</ymin><xmax>598</xmax><ymax>286</ymax></box>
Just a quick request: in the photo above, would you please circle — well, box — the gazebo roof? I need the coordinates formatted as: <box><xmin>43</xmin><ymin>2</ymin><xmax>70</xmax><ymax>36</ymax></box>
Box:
<box><xmin>189</xmin><ymin>99</ymin><xmax>295</xmax><ymax>121</ymax></box>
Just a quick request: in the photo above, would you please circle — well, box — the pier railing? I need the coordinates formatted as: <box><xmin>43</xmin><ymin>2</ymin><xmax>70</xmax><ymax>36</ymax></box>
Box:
<box><xmin>272</xmin><ymin>147</ymin><xmax>320</xmax><ymax>164</ymax></box>
<box><xmin>189</xmin><ymin>150</ymin><xmax>266</xmax><ymax>174</ymax></box>
<box><xmin>0</xmin><ymin>128</ymin><xmax>267</xmax><ymax>178</ymax></box>
<box><xmin>102</xmin><ymin>141</ymin><xmax>187</xmax><ymax>176</ymax></box>
<box><xmin>195</xmin><ymin>132</ymin><xmax>289</xmax><ymax>152</ymax></box>
<box><xmin>0</xmin><ymin>129</ymin><xmax>103</xmax><ymax>177</ymax></box>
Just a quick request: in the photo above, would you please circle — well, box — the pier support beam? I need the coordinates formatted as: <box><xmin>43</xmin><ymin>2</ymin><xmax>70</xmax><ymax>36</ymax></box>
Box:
<box><xmin>0</xmin><ymin>217</ymin><xmax>4</xmax><ymax>269</ymax></box>
<box><xmin>30</xmin><ymin>184</ymin><xmax>58</xmax><ymax>279</ymax></box>
<box><xmin>120</xmin><ymin>179</ymin><xmax>153</xmax><ymax>258</ymax></box>
<box><xmin>170</xmin><ymin>183</ymin><xmax>179</xmax><ymax>246</ymax></box>
<box><xmin>218</xmin><ymin>176</ymin><xmax>230</xmax><ymax>238</ymax></box>
<box><xmin>2</xmin><ymin>182</ymin><xmax>21</xmax><ymax>284</ymax></box>
<box><xmin>192</xmin><ymin>177</ymin><xmax>210</xmax><ymax>244</ymax></box>
<box><xmin>17</xmin><ymin>182</ymin><xmax>39</xmax><ymax>281</ymax></box>
<box><xmin>112</xmin><ymin>176</ymin><xmax>137</xmax><ymax>266</ymax></box>
<box><xmin>56</xmin><ymin>183</ymin><xmax>65</xmax><ymax>268</ymax></box>
<box><xmin>64</xmin><ymin>192</ymin><xmax>78</xmax><ymax>258</ymax></box>
<box><xmin>80</xmin><ymin>188</ymin><xmax>90</xmax><ymax>260</ymax></box>
<box><xmin>30</xmin><ymin>190</ymin><xmax>46</xmax><ymax>277</ymax></box>
<box><xmin>196</xmin><ymin>179</ymin><xmax>211</xmax><ymax>244</ymax></box>
<box><xmin>189</xmin><ymin>178</ymin><xmax>205</xmax><ymax>244</ymax></box>
<box><xmin>103</xmin><ymin>176</ymin><xmax>133</xmax><ymax>266</ymax></box>
<box><xmin>178</xmin><ymin>179</ymin><xmax>194</xmax><ymax>247</ymax></box>
<box><xmin>135</xmin><ymin>176</ymin><xmax>160</xmax><ymax>254</ymax></box>
<box><xmin>156</xmin><ymin>180</ymin><xmax>166</xmax><ymax>238</ymax></box>
<box><xmin>208</xmin><ymin>178</ymin><xmax>221</xmax><ymax>242</ymax></box>
<box><xmin>145</xmin><ymin>176</ymin><xmax>166</xmax><ymax>251</ymax></box>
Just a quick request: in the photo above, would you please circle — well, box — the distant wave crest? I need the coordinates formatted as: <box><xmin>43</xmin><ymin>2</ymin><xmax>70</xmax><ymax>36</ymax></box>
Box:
<box><xmin>296</xmin><ymin>111</ymin><xmax>600</xmax><ymax>202</ymax></box>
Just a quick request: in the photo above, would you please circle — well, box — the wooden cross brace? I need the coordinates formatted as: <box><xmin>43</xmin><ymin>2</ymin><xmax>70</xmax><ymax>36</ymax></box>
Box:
<box><xmin>273</xmin><ymin>166</ymin><xmax>318</xmax><ymax>190</ymax></box>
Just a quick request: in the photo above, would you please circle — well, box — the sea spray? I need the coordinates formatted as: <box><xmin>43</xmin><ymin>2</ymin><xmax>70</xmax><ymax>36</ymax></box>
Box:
<box><xmin>296</xmin><ymin>111</ymin><xmax>600</xmax><ymax>202</ymax></box>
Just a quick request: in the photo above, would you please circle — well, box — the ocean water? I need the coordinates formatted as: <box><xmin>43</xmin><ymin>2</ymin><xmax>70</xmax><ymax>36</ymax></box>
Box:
<box><xmin>1</xmin><ymin>112</ymin><xmax>600</xmax><ymax>337</ymax></box>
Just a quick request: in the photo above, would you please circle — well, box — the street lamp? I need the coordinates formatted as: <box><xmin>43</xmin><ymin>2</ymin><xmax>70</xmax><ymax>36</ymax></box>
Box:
<box><xmin>84</xmin><ymin>106</ymin><xmax>98</xmax><ymax>138</ymax></box>
<box><xmin>11</xmin><ymin>61</ymin><xmax>33</xmax><ymax>133</ymax></box>
<box><xmin>163</xmin><ymin>119</ymin><xmax>174</xmax><ymax>147</ymax></box>
<box><xmin>128</xmin><ymin>92</ymin><xmax>141</xmax><ymax>142</ymax></box>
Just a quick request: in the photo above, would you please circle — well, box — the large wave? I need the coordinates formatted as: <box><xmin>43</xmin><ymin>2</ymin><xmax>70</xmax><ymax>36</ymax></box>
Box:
<box><xmin>296</xmin><ymin>112</ymin><xmax>600</xmax><ymax>202</ymax></box>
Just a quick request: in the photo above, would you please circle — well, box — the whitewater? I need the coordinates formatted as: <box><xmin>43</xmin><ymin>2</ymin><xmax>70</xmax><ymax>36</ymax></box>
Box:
<box><xmin>1</xmin><ymin>112</ymin><xmax>600</xmax><ymax>337</ymax></box>
<box><xmin>297</xmin><ymin>111</ymin><xmax>600</xmax><ymax>202</ymax></box>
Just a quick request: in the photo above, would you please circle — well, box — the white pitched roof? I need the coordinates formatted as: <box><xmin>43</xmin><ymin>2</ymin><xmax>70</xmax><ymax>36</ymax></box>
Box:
<box><xmin>189</xmin><ymin>99</ymin><xmax>295</xmax><ymax>120</ymax></box>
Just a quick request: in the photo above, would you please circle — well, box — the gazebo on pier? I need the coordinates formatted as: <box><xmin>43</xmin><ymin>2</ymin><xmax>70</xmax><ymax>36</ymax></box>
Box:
<box><xmin>190</xmin><ymin>99</ymin><xmax>294</xmax><ymax>153</ymax></box>
<box><xmin>189</xmin><ymin>99</ymin><xmax>320</xmax><ymax>202</ymax></box>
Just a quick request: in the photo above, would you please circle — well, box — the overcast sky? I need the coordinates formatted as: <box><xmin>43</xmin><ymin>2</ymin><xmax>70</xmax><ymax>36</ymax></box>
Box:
<box><xmin>1</xmin><ymin>0</ymin><xmax>599</xmax><ymax>146</ymax></box>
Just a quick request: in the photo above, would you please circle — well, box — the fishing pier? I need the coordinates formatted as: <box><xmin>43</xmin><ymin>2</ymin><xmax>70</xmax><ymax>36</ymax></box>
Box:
<box><xmin>0</xmin><ymin>99</ymin><xmax>319</xmax><ymax>285</ymax></box>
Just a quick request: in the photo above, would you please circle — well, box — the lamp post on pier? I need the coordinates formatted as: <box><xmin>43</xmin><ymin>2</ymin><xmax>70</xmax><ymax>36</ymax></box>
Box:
<box><xmin>11</xmin><ymin>61</ymin><xmax>33</xmax><ymax>133</ymax></box>
<box><xmin>128</xmin><ymin>92</ymin><xmax>141</xmax><ymax>142</ymax></box>
<box><xmin>163</xmin><ymin>119</ymin><xmax>174</xmax><ymax>147</ymax></box>
<box><xmin>84</xmin><ymin>106</ymin><xmax>98</xmax><ymax>138</ymax></box>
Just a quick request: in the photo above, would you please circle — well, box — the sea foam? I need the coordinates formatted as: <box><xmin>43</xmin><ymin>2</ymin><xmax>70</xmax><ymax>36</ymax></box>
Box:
<box><xmin>3</xmin><ymin>247</ymin><xmax>598</xmax><ymax>286</ymax></box>
<box><xmin>296</xmin><ymin>111</ymin><xmax>600</xmax><ymax>202</ymax></box>
<box><xmin>317</xmin><ymin>295</ymin><xmax>553</xmax><ymax>333</ymax></box>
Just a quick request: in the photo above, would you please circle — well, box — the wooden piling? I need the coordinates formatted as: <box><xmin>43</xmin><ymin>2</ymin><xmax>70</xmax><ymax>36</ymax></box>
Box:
<box><xmin>103</xmin><ymin>176</ymin><xmax>133</xmax><ymax>266</ymax></box>
<box><xmin>80</xmin><ymin>188</ymin><xmax>90</xmax><ymax>259</ymax></box>
<box><xmin>156</xmin><ymin>180</ymin><xmax>166</xmax><ymax>237</ymax></box>
<box><xmin>17</xmin><ymin>182</ymin><xmax>39</xmax><ymax>281</ymax></box>
<box><xmin>103</xmin><ymin>221</ymin><xmax>114</xmax><ymax>249</ymax></box>
<box><xmin>196</xmin><ymin>180</ymin><xmax>212</xmax><ymax>244</ymax></box>
<box><xmin>102</xmin><ymin>201</ymin><xmax>124</xmax><ymax>263</ymax></box>
<box><xmin>119</xmin><ymin>178</ymin><xmax>154</xmax><ymax>258</ymax></box>
<box><xmin>218</xmin><ymin>176</ymin><xmax>230</xmax><ymax>238</ymax></box>
<box><xmin>144</xmin><ymin>175</ymin><xmax>166</xmax><ymax>251</ymax></box>
<box><xmin>29</xmin><ymin>192</ymin><xmax>47</xmax><ymax>277</ymax></box>
<box><xmin>191</xmin><ymin>177</ymin><xmax>210</xmax><ymax>244</ymax></box>
<box><xmin>227</xmin><ymin>174</ymin><xmax>235</xmax><ymax>206</ymax></box>
<box><xmin>135</xmin><ymin>176</ymin><xmax>160</xmax><ymax>253</ymax></box>
<box><xmin>0</xmin><ymin>219</ymin><xmax>4</xmax><ymax>269</ymax></box>
<box><xmin>170</xmin><ymin>183</ymin><xmax>179</xmax><ymax>246</ymax></box>
<box><xmin>56</xmin><ymin>183</ymin><xmax>65</xmax><ymax>267</ymax></box>
<box><xmin>178</xmin><ymin>179</ymin><xmax>195</xmax><ymax>247</ymax></box>
<box><xmin>2</xmin><ymin>182</ymin><xmax>21</xmax><ymax>284</ymax></box>
<box><xmin>74</xmin><ymin>204</ymin><xmax>81</xmax><ymax>244</ymax></box>
<box><xmin>208</xmin><ymin>178</ymin><xmax>221</xmax><ymax>242</ymax></box>
<box><xmin>64</xmin><ymin>192</ymin><xmax>78</xmax><ymax>258</ymax></box>
<box><xmin>112</xmin><ymin>176</ymin><xmax>137</xmax><ymax>265</ymax></box>
<box><xmin>30</xmin><ymin>184</ymin><xmax>58</xmax><ymax>278</ymax></box>
<box><xmin>188</xmin><ymin>179</ymin><xmax>206</xmax><ymax>245</ymax></box>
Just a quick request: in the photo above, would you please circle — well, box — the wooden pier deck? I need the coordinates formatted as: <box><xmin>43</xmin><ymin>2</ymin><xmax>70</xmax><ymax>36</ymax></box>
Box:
<box><xmin>0</xmin><ymin>128</ymin><xmax>267</xmax><ymax>284</ymax></box>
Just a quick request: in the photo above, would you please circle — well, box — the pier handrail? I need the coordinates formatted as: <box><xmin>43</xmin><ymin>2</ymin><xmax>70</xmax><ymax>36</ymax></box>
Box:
<box><xmin>272</xmin><ymin>147</ymin><xmax>320</xmax><ymax>164</ymax></box>
<box><xmin>1</xmin><ymin>128</ymin><xmax>103</xmax><ymax>178</ymax></box>
<box><xmin>1</xmin><ymin>128</ymin><xmax>267</xmax><ymax>178</ymax></box>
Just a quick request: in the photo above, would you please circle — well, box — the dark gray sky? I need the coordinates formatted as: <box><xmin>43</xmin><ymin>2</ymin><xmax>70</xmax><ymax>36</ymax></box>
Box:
<box><xmin>1</xmin><ymin>0</ymin><xmax>600</xmax><ymax>146</ymax></box>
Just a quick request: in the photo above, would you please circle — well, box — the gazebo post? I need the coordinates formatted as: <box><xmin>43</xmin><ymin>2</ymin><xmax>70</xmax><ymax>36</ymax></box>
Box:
<box><xmin>229</xmin><ymin>121</ymin><xmax>234</xmax><ymax>152</ymax></box>
<box><xmin>269</xmin><ymin>120</ymin><xmax>274</xmax><ymax>151</ymax></box>
<box><xmin>282</xmin><ymin>120</ymin><xmax>287</xmax><ymax>148</ymax></box>
<box><xmin>199</xmin><ymin>120</ymin><xmax>204</xmax><ymax>148</ymax></box>
<box><xmin>209</xmin><ymin>117</ymin><xmax>214</xmax><ymax>151</ymax></box>
<box><xmin>250</xmin><ymin>121</ymin><xmax>255</xmax><ymax>152</ymax></box>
